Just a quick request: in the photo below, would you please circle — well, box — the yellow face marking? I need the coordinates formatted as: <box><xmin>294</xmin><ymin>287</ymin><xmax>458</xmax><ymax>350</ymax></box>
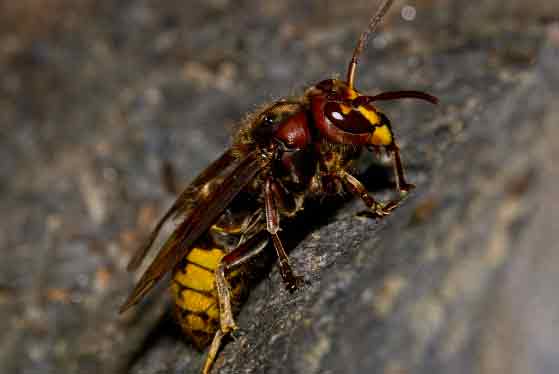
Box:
<box><xmin>370</xmin><ymin>124</ymin><xmax>393</xmax><ymax>146</ymax></box>
<box><xmin>340</xmin><ymin>104</ymin><xmax>352</xmax><ymax>115</ymax></box>
<box><xmin>357</xmin><ymin>106</ymin><xmax>381</xmax><ymax>127</ymax></box>
<box><xmin>346</xmin><ymin>87</ymin><xmax>359</xmax><ymax>99</ymax></box>
<box><xmin>174</xmin><ymin>264</ymin><xmax>216</xmax><ymax>292</ymax></box>
<box><xmin>335</xmin><ymin>85</ymin><xmax>358</xmax><ymax>115</ymax></box>
<box><xmin>186</xmin><ymin>248</ymin><xmax>224</xmax><ymax>270</ymax></box>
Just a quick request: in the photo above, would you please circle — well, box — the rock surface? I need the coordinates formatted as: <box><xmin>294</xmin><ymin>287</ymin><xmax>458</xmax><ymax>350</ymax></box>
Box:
<box><xmin>1</xmin><ymin>1</ymin><xmax>558</xmax><ymax>374</ymax></box>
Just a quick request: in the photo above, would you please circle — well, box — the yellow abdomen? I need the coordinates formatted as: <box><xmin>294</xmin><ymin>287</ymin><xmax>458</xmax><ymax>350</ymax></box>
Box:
<box><xmin>170</xmin><ymin>246</ymin><xmax>247</xmax><ymax>348</ymax></box>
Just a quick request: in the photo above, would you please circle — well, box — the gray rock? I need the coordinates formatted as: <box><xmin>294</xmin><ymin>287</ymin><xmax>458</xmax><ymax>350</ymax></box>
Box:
<box><xmin>1</xmin><ymin>1</ymin><xmax>558</xmax><ymax>374</ymax></box>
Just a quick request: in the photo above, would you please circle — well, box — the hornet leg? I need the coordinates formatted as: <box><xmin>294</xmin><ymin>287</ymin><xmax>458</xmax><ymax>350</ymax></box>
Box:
<box><xmin>202</xmin><ymin>330</ymin><xmax>225</xmax><ymax>374</ymax></box>
<box><xmin>264</xmin><ymin>177</ymin><xmax>303</xmax><ymax>292</ymax></box>
<box><xmin>338</xmin><ymin>169</ymin><xmax>402</xmax><ymax>218</ymax></box>
<box><xmin>387</xmin><ymin>143</ymin><xmax>415</xmax><ymax>193</ymax></box>
<box><xmin>206</xmin><ymin>234</ymin><xmax>268</xmax><ymax>374</ymax></box>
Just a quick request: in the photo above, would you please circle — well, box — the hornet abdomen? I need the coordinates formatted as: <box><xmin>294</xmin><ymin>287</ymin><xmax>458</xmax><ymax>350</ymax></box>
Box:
<box><xmin>170</xmin><ymin>245</ymin><xmax>248</xmax><ymax>348</ymax></box>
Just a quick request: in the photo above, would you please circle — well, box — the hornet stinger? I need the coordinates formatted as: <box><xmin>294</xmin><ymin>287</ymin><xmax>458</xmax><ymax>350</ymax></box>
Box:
<box><xmin>119</xmin><ymin>0</ymin><xmax>438</xmax><ymax>373</ymax></box>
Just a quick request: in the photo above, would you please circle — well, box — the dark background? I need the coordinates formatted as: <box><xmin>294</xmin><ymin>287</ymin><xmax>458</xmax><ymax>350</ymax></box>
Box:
<box><xmin>1</xmin><ymin>1</ymin><xmax>559</xmax><ymax>373</ymax></box>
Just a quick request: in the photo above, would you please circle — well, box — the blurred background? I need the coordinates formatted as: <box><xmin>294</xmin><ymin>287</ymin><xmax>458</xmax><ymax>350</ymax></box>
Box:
<box><xmin>1</xmin><ymin>0</ymin><xmax>558</xmax><ymax>373</ymax></box>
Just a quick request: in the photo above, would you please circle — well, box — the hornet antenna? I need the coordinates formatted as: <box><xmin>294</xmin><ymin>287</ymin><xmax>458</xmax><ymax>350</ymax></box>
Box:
<box><xmin>346</xmin><ymin>0</ymin><xmax>395</xmax><ymax>89</ymax></box>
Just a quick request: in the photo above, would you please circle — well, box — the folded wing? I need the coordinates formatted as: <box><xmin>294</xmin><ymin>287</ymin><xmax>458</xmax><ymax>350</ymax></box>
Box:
<box><xmin>120</xmin><ymin>149</ymin><xmax>268</xmax><ymax>313</ymax></box>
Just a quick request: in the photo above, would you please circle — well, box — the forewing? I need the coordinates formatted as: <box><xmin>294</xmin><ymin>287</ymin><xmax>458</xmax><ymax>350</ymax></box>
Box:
<box><xmin>120</xmin><ymin>150</ymin><xmax>268</xmax><ymax>313</ymax></box>
<box><xmin>126</xmin><ymin>149</ymin><xmax>237</xmax><ymax>271</ymax></box>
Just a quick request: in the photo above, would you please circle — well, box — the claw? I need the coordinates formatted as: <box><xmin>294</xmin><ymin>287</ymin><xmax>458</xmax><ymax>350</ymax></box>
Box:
<box><xmin>230</xmin><ymin>328</ymin><xmax>246</xmax><ymax>342</ymax></box>
<box><xmin>372</xmin><ymin>201</ymin><xmax>394</xmax><ymax>217</ymax></box>
<box><xmin>357</xmin><ymin>199</ymin><xmax>401</xmax><ymax>220</ymax></box>
<box><xmin>381</xmin><ymin>199</ymin><xmax>402</xmax><ymax>213</ymax></box>
<box><xmin>285</xmin><ymin>275</ymin><xmax>307</xmax><ymax>292</ymax></box>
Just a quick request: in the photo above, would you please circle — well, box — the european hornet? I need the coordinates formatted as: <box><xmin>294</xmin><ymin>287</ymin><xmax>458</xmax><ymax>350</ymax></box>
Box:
<box><xmin>119</xmin><ymin>0</ymin><xmax>438</xmax><ymax>372</ymax></box>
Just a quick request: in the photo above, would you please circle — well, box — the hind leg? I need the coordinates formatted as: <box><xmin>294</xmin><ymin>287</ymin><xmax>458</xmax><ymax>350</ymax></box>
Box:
<box><xmin>202</xmin><ymin>234</ymin><xmax>268</xmax><ymax>373</ymax></box>
<box><xmin>202</xmin><ymin>330</ymin><xmax>224</xmax><ymax>374</ymax></box>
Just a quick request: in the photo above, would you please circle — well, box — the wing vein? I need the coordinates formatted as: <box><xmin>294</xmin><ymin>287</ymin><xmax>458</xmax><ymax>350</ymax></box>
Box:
<box><xmin>120</xmin><ymin>150</ymin><xmax>268</xmax><ymax>313</ymax></box>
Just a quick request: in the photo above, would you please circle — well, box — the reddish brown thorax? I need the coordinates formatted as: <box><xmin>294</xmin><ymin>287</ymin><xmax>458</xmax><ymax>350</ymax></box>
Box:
<box><xmin>273</xmin><ymin>111</ymin><xmax>311</xmax><ymax>150</ymax></box>
<box><xmin>270</xmin><ymin>111</ymin><xmax>315</xmax><ymax>189</ymax></box>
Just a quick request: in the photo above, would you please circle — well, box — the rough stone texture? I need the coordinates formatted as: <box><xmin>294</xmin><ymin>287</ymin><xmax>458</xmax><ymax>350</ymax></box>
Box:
<box><xmin>1</xmin><ymin>1</ymin><xmax>558</xmax><ymax>374</ymax></box>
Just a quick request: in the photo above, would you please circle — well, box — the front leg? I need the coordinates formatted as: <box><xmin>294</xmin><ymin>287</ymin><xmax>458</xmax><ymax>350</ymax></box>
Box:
<box><xmin>338</xmin><ymin>169</ymin><xmax>402</xmax><ymax>218</ymax></box>
<box><xmin>387</xmin><ymin>143</ymin><xmax>415</xmax><ymax>193</ymax></box>
<box><xmin>264</xmin><ymin>177</ymin><xmax>303</xmax><ymax>291</ymax></box>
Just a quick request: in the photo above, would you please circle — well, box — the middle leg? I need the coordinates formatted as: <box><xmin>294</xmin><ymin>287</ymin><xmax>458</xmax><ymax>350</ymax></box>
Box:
<box><xmin>264</xmin><ymin>177</ymin><xmax>303</xmax><ymax>291</ymax></box>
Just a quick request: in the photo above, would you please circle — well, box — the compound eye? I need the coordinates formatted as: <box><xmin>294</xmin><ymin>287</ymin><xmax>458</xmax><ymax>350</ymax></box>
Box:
<box><xmin>325</xmin><ymin>103</ymin><xmax>346</xmax><ymax>122</ymax></box>
<box><xmin>324</xmin><ymin>101</ymin><xmax>379</xmax><ymax>134</ymax></box>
